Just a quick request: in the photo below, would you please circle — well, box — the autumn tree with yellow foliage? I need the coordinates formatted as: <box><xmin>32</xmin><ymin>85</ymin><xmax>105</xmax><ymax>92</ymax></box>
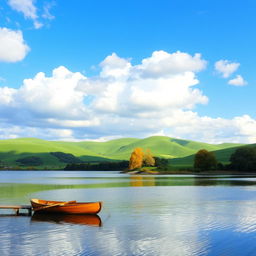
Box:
<box><xmin>129</xmin><ymin>148</ymin><xmax>144</xmax><ymax>170</ymax></box>
<box><xmin>143</xmin><ymin>149</ymin><xmax>155</xmax><ymax>166</ymax></box>
<box><xmin>129</xmin><ymin>148</ymin><xmax>156</xmax><ymax>170</ymax></box>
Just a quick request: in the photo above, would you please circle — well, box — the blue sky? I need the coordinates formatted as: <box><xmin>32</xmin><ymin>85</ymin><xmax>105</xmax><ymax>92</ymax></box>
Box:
<box><xmin>0</xmin><ymin>0</ymin><xmax>255</xmax><ymax>143</ymax></box>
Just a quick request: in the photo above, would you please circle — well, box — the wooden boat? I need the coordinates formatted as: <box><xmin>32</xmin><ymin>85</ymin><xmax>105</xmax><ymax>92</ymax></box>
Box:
<box><xmin>30</xmin><ymin>199</ymin><xmax>102</xmax><ymax>215</ymax></box>
<box><xmin>31</xmin><ymin>212</ymin><xmax>102</xmax><ymax>226</ymax></box>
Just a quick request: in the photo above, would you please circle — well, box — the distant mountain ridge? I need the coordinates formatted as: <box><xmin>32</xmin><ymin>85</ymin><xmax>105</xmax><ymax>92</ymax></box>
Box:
<box><xmin>0</xmin><ymin>136</ymin><xmax>245</xmax><ymax>168</ymax></box>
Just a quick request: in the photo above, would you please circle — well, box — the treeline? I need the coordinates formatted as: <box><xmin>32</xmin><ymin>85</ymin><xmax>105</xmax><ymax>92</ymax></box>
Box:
<box><xmin>194</xmin><ymin>146</ymin><xmax>256</xmax><ymax>172</ymax></box>
<box><xmin>64</xmin><ymin>157</ymin><xmax>169</xmax><ymax>171</ymax></box>
<box><xmin>65</xmin><ymin>161</ymin><xmax>129</xmax><ymax>171</ymax></box>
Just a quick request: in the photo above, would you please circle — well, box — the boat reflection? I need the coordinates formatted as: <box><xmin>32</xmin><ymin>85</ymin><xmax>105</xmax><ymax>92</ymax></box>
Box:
<box><xmin>31</xmin><ymin>212</ymin><xmax>102</xmax><ymax>227</ymax></box>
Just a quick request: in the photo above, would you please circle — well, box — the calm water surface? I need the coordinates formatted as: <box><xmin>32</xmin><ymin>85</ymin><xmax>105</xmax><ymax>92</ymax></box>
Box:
<box><xmin>1</xmin><ymin>171</ymin><xmax>256</xmax><ymax>255</ymax></box>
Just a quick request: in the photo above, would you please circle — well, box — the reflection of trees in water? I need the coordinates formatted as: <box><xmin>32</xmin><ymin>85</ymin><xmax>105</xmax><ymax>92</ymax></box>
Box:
<box><xmin>130</xmin><ymin>176</ymin><xmax>256</xmax><ymax>187</ymax></box>
<box><xmin>130</xmin><ymin>176</ymin><xmax>197</xmax><ymax>186</ymax></box>
<box><xmin>130</xmin><ymin>176</ymin><xmax>197</xmax><ymax>187</ymax></box>
<box><xmin>193</xmin><ymin>177</ymin><xmax>256</xmax><ymax>186</ymax></box>
<box><xmin>154</xmin><ymin>177</ymin><xmax>193</xmax><ymax>186</ymax></box>
<box><xmin>130</xmin><ymin>176</ymin><xmax>155</xmax><ymax>187</ymax></box>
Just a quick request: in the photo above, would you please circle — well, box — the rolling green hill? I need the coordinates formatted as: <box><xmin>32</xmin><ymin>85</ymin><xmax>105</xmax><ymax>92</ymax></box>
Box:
<box><xmin>0</xmin><ymin>136</ymin><xmax>245</xmax><ymax>169</ymax></box>
<box><xmin>74</xmin><ymin>136</ymin><xmax>243</xmax><ymax>160</ymax></box>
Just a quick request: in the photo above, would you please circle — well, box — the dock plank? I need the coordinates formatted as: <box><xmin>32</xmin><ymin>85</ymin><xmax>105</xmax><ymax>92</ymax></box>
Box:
<box><xmin>0</xmin><ymin>205</ymin><xmax>31</xmax><ymax>209</ymax></box>
<box><xmin>0</xmin><ymin>205</ymin><xmax>32</xmax><ymax>215</ymax></box>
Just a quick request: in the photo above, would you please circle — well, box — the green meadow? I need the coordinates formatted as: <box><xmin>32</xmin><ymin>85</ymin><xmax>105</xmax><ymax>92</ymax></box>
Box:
<box><xmin>0</xmin><ymin>136</ymin><xmax>246</xmax><ymax>169</ymax></box>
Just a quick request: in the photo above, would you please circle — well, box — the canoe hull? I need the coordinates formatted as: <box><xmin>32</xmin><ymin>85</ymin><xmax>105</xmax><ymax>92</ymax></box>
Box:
<box><xmin>31</xmin><ymin>199</ymin><xmax>102</xmax><ymax>215</ymax></box>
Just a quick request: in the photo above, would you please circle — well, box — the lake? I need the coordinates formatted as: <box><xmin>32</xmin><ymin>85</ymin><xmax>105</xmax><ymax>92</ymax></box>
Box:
<box><xmin>1</xmin><ymin>171</ymin><xmax>256</xmax><ymax>256</ymax></box>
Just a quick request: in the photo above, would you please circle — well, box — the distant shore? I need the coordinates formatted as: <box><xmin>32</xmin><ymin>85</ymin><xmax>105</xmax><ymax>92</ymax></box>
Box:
<box><xmin>122</xmin><ymin>169</ymin><xmax>256</xmax><ymax>175</ymax></box>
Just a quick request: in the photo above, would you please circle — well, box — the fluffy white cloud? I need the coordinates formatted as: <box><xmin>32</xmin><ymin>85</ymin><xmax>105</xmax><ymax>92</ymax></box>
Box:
<box><xmin>0</xmin><ymin>87</ymin><xmax>16</xmax><ymax>104</ymax></box>
<box><xmin>133</xmin><ymin>51</ymin><xmax>207</xmax><ymax>78</ymax></box>
<box><xmin>0</xmin><ymin>50</ymin><xmax>255</xmax><ymax>143</ymax></box>
<box><xmin>215</xmin><ymin>60</ymin><xmax>240</xmax><ymax>78</ymax></box>
<box><xmin>17</xmin><ymin>66</ymin><xmax>87</xmax><ymax>118</ymax></box>
<box><xmin>161</xmin><ymin>111</ymin><xmax>256</xmax><ymax>144</ymax></box>
<box><xmin>0</xmin><ymin>27</ymin><xmax>30</xmax><ymax>62</ymax></box>
<box><xmin>8</xmin><ymin>0</ymin><xmax>37</xmax><ymax>19</ymax></box>
<box><xmin>228</xmin><ymin>75</ymin><xmax>247</xmax><ymax>86</ymax></box>
<box><xmin>89</xmin><ymin>50</ymin><xmax>208</xmax><ymax>115</ymax></box>
<box><xmin>0</xmin><ymin>124</ymin><xmax>75</xmax><ymax>141</ymax></box>
<box><xmin>233</xmin><ymin>115</ymin><xmax>256</xmax><ymax>142</ymax></box>
<box><xmin>7</xmin><ymin>0</ymin><xmax>54</xmax><ymax>29</ymax></box>
<box><xmin>100</xmin><ymin>53</ymin><xmax>131</xmax><ymax>78</ymax></box>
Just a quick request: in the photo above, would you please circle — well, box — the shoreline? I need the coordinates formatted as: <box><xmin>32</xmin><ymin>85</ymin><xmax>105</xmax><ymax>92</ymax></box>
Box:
<box><xmin>1</xmin><ymin>169</ymin><xmax>256</xmax><ymax>176</ymax></box>
<box><xmin>122</xmin><ymin>169</ymin><xmax>256</xmax><ymax>176</ymax></box>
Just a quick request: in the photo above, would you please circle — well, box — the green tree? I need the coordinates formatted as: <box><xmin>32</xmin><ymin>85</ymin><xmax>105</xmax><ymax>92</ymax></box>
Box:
<box><xmin>230</xmin><ymin>146</ymin><xmax>256</xmax><ymax>171</ymax></box>
<box><xmin>154</xmin><ymin>157</ymin><xmax>169</xmax><ymax>171</ymax></box>
<box><xmin>194</xmin><ymin>149</ymin><xmax>217</xmax><ymax>171</ymax></box>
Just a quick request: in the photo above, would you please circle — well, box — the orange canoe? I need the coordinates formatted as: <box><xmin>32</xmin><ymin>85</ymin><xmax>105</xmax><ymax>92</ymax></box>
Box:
<box><xmin>31</xmin><ymin>199</ymin><xmax>102</xmax><ymax>215</ymax></box>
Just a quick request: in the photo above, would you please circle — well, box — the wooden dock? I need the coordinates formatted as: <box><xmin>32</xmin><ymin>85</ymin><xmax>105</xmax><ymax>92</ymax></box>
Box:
<box><xmin>0</xmin><ymin>205</ymin><xmax>32</xmax><ymax>215</ymax></box>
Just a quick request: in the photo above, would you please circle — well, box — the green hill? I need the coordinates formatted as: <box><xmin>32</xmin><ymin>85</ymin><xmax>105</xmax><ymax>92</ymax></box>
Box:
<box><xmin>0</xmin><ymin>136</ymin><xmax>245</xmax><ymax>169</ymax></box>
<box><xmin>75</xmin><ymin>136</ymin><xmax>243</xmax><ymax>160</ymax></box>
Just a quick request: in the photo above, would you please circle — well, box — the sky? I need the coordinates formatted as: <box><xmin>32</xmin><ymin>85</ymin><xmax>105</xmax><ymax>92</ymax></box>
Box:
<box><xmin>0</xmin><ymin>0</ymin><xmax>255</xmax><ymax>143</ymax></box>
